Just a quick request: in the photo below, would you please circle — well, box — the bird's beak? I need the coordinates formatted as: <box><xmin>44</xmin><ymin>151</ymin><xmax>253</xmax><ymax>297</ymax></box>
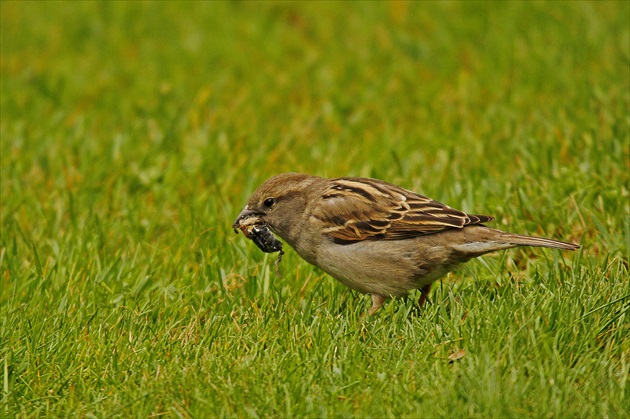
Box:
<box><xmin>232</xmin><ymin>205</ymin><xmax>262</xmax><ymax>233</ymax></box>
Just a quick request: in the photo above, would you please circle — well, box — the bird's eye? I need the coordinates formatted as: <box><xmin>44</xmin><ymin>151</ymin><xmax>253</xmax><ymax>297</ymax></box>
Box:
<box><xmin>263</xmin><ymin>197</ymin><xmax>276</xmax><ymax>208</ymax></box>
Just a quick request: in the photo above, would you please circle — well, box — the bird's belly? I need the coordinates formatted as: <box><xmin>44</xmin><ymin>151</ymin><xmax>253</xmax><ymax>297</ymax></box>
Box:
<box><xmin>312</xmin><ymin>239</ymin><xmax>448</xmax><ymax>297</ymax></box>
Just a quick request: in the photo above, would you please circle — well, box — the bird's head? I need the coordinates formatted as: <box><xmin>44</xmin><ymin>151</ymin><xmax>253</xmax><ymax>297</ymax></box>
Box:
<box><xmin>233</xmin><ymin>173</ymin><xmax>321</xmax><ymax>241</ymax></box>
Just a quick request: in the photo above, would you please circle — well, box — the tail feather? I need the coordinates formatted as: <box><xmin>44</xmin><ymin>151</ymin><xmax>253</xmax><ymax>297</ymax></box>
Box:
<box><xmin>500</xmin><ymin>233</ymin><xmax>580</xmax><ymax>250</ymax></box>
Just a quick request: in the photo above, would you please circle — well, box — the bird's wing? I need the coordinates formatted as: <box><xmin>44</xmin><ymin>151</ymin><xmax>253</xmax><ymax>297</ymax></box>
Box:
<box><xmin>311</xmin><ymin>177</ymin><xmax>494</xmax><ymax>244</ymax></box>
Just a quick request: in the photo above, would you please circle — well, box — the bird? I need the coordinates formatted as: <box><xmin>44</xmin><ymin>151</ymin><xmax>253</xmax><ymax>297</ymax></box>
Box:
<box><xmin>233</xmin><ymin>173</ymin><xmax>580</xmax><ymax>315</ymax></box>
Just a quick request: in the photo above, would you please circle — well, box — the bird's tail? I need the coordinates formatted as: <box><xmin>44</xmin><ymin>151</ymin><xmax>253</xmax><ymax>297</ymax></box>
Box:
<box><xmin>499</xmin><ymin>232</ymin><xmax>580</xmax><ymax>250</ymax></box>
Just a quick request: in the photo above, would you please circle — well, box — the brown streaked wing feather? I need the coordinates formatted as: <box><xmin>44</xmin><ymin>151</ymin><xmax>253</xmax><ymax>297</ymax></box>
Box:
<box><xmin>311</xmin><ymin>177</ymin><xmax>494</xmax><ymax>244</ymax></box>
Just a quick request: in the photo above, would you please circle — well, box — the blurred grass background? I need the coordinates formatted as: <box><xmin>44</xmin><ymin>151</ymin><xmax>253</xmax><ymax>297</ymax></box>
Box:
<box><xmin>1</xmin><ymin>1</ymin><xmax>628</xmax><ymax>417</ymax></box>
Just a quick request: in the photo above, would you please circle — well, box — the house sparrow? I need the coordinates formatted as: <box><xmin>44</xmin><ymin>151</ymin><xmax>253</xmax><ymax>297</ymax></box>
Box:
<box><xmin>233</xmin><ymin>173</ymin><xmax>580</xmax><ymax>314</ymax></box>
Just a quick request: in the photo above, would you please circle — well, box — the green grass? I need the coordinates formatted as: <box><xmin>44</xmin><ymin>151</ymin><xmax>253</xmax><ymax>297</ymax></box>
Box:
<box><xmin>1</xmin><ymin>1</ymin><xmax>628</xmax><ymax>417</ymax></box>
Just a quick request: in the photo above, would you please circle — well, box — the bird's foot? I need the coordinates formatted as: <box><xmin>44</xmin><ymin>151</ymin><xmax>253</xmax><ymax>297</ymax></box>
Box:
<box><xmin>367</xmin><ymin>293</ymin><xmax>387</xmax><ymax>315</ymax></box>
<box><xmin>418</xmin><ymin>284</ymin><xmax>432</xmax><ymax>308</ymax></box>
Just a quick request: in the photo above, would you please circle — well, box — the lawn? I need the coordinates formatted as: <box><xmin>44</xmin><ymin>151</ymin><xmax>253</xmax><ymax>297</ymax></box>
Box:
<box><xmin>1</xmin><ymin>1</ymin><xmax>628</xmax><ymax>417</ymax></box>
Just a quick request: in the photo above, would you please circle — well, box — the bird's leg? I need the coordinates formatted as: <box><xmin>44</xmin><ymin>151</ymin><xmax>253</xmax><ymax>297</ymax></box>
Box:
<box><xmin>368</xmin><ymin>293</ymin><xmax>387</xmax><ymax>315</ymax></box>
<box><xmin>418</xmin><ymin>284</ymin><xmax>432</xmax><ymax>307</ymax></box>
